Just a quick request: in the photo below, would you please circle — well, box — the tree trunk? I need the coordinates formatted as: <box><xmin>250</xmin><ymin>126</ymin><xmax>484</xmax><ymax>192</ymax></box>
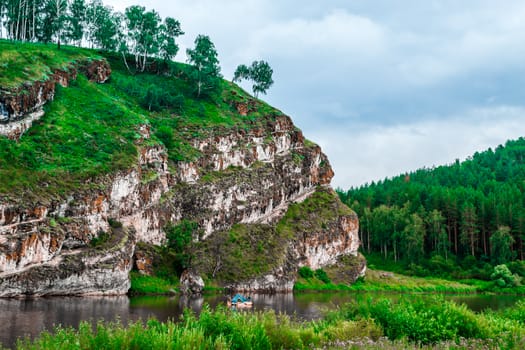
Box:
<box><xmin>121</xmin><ymin>52</ymin><xmax>131</xmax><ymax>73</ymax></box>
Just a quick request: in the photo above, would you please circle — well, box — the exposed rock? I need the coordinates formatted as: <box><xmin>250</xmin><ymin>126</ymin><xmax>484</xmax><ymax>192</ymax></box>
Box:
<box><xmin>0</xmin><ymin>227</ymin><xmax>135</xmax><ymax>297</ymax></box>
<box><xmin>291</xmin><ymin>211</ymin><xmax>360</xmax><ymax>270</ymax></box>
<box><xmin>180</xmin><ymin>269</ymin><xmax>205</xmax><ymax>295</ymax></box>
<box><xmin>81</xmin><ymin>60</ymin><xmax>112</xmax><ymax>83</ymax></box>
<box><xmin>0</xmin><ymin>86</ymin><xmax>361</xmax><ymax>295</ymax></box>
<box><xmin>133</xmin><ymin>244</ymin><xmax>155</xmax><ymax>275</ymax></box>
<box><xmin>195</xmin><ymin>187</ymin><xmax>361</xmax><ymax>293</ymax></box>
<box><xmin>0</xmin><ymin>59</ymin><xmax>111</xmax><ymax>139</ymax></box>
<box><xmin>225</xmin><ymin>269</ymin><xmax>295</xmax><ymax>293</ymax></box>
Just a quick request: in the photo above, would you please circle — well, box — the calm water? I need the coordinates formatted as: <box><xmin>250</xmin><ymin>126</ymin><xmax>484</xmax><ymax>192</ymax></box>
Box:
<box><xmin>0</xmin><ymin>293</ymin><xmax>522</xmax><ymax>348</ymax></box>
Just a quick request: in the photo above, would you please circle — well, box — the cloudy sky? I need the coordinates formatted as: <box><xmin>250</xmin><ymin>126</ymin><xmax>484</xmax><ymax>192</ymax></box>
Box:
<box><xmin>106</xmin><ymin>0</ymin><xmax>525</xmax><ymax>189</ymax></box>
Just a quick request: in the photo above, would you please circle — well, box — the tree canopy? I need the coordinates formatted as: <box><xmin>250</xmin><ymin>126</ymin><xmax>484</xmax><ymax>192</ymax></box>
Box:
<box><xmin>233</xmin><ymin>60</ymin><xmax>274</xmax><ymax>98</ymax></box>
<box><xmin>186</xmin><ymin>34</ymin><xmax>221</xmax><ymax>98</ymax></box>
<box><xmin>0</xmin><ymin>0</ymin><xmax>184</xmax><ymax>62</ymax></box>
<box><xmin>338</xmin><ymin>137</ymin><xmax>525</xmax><ymax>268</ymax></box>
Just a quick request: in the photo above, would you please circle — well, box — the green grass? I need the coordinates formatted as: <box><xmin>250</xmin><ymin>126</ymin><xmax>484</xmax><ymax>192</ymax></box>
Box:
<box><xmin>0</xmin><ymin>74</ymin><xmax>147</xmax><ymax>202</ymax></box>
<box><xmin>0</xmin><ymin>41</ymin><xmax>285</xmax><ymax>201</ymax></box>
<box><xmin>360</xmin><ymin>253</ymin><xmax>525</xmax><ymax>295</ymax></box>
<box><xmin>0</xmin><ymin>40</ymin><xmax>100</xmax><ymax>89</ymax></box>
<box><xmin>294</xmin><ymin>270</ymin><xmax>481</xmax><ymax>293</ymax></box>
<box><xmin>276</xmin><ymin>186</ymin><xmax>355</xmax><ymax>239</ymax></box>
<box><xmin>349</xmin><ymin>269</ymin><xmax>478</xmax><ymax>293</ymax></box>
<box><xmin>129</xmin><ymin>272</ymin><xmax>178</xmax><ymax>295</ymax></box>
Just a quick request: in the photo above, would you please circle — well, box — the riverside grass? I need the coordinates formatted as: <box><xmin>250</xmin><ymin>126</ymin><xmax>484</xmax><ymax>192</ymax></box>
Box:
<box><xmin>8</xmin><ymin>298</ymin><xmax>525</xmax><ymax>349</ymax></box>
<box><xmin>295</xmin><ymin>268</ymin><xmax>479</xmax><ymax>293</ymax></box>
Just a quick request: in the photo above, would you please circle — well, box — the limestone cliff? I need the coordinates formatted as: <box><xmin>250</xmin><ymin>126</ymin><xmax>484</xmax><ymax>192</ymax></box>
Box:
<box><xmin>0</xmin><ymin>55</ymin><xmax>361</xmax><ymax>297</ymax></box>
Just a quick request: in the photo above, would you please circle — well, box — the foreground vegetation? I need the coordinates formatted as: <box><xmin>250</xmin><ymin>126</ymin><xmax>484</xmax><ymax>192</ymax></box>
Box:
<box><xmin>7</xmin><ymin>297</ymin><xmax>525</xmax><ymax>349</ymax></box>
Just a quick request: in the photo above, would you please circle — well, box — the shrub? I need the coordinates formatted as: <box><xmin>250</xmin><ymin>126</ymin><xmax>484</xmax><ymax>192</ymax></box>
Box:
<box><xmin>298</xmin><ymin>266</ymin><xmax>314</xmax><ymax>279</ymax></box>
<box><xmin>90</xmin><ymin>231</ymin><xmax>110</xmax><ymax>248</ymax></box>
<box><xmin>337</xmin><ymin>297</ymin><xmax>490</xmax><ymax>344</ymax></box>
<box><xmin>491</xmin><ymin>264</ymin><xmax>521</xmax><ymax>288</ymax></box>
<box><xmin>508</xmin><ymin>260</ymin><xmax>525</xmax><ymax>278</ymax></box>
<box><xmin>314</xmin><ymin>269</ymin><xmax>331</xmax><ymax>284</ymax></box>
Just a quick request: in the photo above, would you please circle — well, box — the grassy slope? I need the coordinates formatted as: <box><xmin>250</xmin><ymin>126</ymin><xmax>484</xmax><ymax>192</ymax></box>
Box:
<box><xmin>0</xmin><ymin>41</ymin><xmax>281</xmax><ymax>202</ymax></box>
<box><xmin>0</xmin><ymin>40</ymin><xmax>101</xmax><ymax>90</ymax></box>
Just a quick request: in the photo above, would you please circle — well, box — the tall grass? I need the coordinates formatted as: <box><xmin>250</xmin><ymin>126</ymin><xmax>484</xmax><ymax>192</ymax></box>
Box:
<box><xmin>11</xmin><ymin>298</ymin><xmax>525</xmax><ymax>349</ymax></box>
<box><xmin>329</xmin><ymin>296</ymin><xmax>525</xmax><ymax>347</ymax></box>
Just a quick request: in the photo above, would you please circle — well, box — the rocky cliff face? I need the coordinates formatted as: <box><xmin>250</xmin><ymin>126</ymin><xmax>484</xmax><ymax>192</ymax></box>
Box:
<box><xmin>0</xmin><ymin>64</ymin><xmax>360</xmax><ymax>296</ymax></box>
<box><xmin>0</xmin><ymin>60</ymin><xmax>111</xmax><ymax>140</ymax></box>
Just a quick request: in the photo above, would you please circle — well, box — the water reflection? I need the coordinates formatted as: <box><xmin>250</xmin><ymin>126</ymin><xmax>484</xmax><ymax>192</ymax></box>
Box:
<box><xmin>0</xmin><ymin>293</ymin><xmax>522</xmax><ymax>349</ymax></box>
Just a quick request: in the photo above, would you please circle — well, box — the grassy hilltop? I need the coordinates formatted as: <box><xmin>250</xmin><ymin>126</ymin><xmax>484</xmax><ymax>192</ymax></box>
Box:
<box><xmin>0</xmin><ymin>40</ymin><xmax>279</xmax><ymax>202</ymax></box>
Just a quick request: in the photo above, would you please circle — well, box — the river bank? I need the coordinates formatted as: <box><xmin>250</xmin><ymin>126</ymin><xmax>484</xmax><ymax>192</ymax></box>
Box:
<box><xmin>1</xmin><ymin>291</ymin><xmax>523</xmax><ymax>349</ymax></box>
<box><xmin>2</xmin><ymin>295</ymin><xmax>524</xmax><ymax>349</ymax></box>
<box><xmin>130</xmin><ymin>267</ymin><xmax>525</xmax><ymax>296</ymax></box>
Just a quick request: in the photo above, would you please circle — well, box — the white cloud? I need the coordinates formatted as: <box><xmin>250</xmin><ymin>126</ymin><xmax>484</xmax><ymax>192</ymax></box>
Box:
<box><xmin>316</xmin><ymin>106</ymin><xmax>525</xmax><ymax>189</ymax></box>
<box><xmin>246</xmin><ymin>10</ymin><xmax>386</xmax><ymax>59</ymax></box>
<box><xmin>102</xmin><ymin>0</ymin><xmax>525</xmax><ymax>191</ymax></box>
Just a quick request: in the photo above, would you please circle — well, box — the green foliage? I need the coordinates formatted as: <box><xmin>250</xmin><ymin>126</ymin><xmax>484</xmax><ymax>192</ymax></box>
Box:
<box><xmin>277</xmin><ymin>187</ymin><xmax>354</xmax><ymax>239</ymax></box>
<box><xmin>0</xmin><ymin>41</ymin><xmax>283</xmax><ymax>201</ymax></box>
<box><xmin>0</xmin><ymin>73</ymin><xmax>146</xmax><ymax>199</ymax></box>
<box><xmin>68</xmin><ymin>0</ymin><xmax>86</xmax><ymax>44</ymax></box>
<box><xmin>124</xmin><ymin>5</ymin><xmax>162</xmax><ymax>72</ymax></box>
<box><xmin>108</xmin><ymin>218</ymin><xmax>123</xmax><ymax>229</ymax></box>
<box><xmin>344</xmin><ymin>268</ymin><xmax>478</xmax><ymax>293</ymax></box>
<box><xmin>314</xmin><ymin>269</ymin><xmax>331</xmax><ymax>284</ymax></box>
<box><xmin>233</xmin><ymin>60</ymin><xmax>274</xmax><ymax>98</ymax></box>
<box><xmin>193</xmin><ymin>223</ymin><xmax>289</xmax><ymax>283</ymax></box>
<box><xmin>491</xmin><ymin>264</ymin><xmax>521</xmax><ymax>288</ymax></box>
<box><xmin>14</xmin><ymin>298</ymin><xmax>525</xmax><ymax>349</ymax></box>
<box><xmin>186</xmin><ymin>187</ymin><xmax>350</xmax><ymax>285</ymax></box>
<box><xmin>0</xmin><ymin>40</ymin><xmax>101</xmax><ymax>89</ymax></box>
<box><xmin>186</xmin><ymin>34</ymin><xmax>221</xmax><ymax>98</ymax></box>
<box><xmin>298</xmin><ymin>266</ymin><xmax>314</xmax><ymax>279</ymax></box>
<box><xmin>165</xmin><ymin>220</ymin><xmax>198</xmax><ymax>273</ymax></box>
<box><xmin>490</xmin><ymin>226</ymin><xmax>515</xmax><ymax>265</ymax></box>
<box><xmin>339</xmin><ymin>137</ymin><xmax>525</xmax><ymax>268</ymax></box>
<box><xmin>42</xmin><ymin>0</ymin><xmax>69</xmax><ymax>49</ymax></box>
<box><xmin>337</xmin><ymin>297</ymin><xmax>491</xmax><ymax>344</ymax></box>
<box><xmin>508</xmin><ymin>260</ymin><xmax>525</xmax><ymax>278</ymax></box>
<box><xmin>89</xmin><ymin>231</ymin><xmax>110</xmax><ymax>248</ymax></box>
<box><xmin>158</xmin><ymin>17</ymin><xmax>184</xmax><ymax>63</ymax></box>
<box><xmin>129</xmin><ymin>272</ymin><xmax>177</xmax><ymax>294</ymax></box>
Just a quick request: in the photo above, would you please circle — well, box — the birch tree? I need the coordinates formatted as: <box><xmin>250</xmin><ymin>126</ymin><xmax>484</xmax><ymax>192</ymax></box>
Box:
<box><xmin>186</xmin><ymin>34</ymin><xmax>221</xmax><ymax>98</ymax></box>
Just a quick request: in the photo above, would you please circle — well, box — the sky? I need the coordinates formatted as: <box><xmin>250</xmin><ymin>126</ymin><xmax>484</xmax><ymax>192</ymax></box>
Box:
<box><xmin>105</xmin><ymin>0</ymin><xmax>525</xmax><ymax>189</ymax></box>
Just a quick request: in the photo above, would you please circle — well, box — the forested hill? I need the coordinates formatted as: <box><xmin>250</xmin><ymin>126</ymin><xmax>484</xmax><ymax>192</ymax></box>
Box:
<box><xmin>338</xmin><ymin>137</ymin><xmax>525</xmax><ymax>272</ymax></box>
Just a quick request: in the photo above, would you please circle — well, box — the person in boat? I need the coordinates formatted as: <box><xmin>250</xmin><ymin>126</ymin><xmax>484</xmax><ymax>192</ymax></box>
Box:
<box><xmin>230</xmin><ymin>293</ymin><xmax>252</xmax><ymax>304</ymax></box>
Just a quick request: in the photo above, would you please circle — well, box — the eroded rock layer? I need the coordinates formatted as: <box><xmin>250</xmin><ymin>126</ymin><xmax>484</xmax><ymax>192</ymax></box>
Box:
<box><xmin>0</xmin><ymin>74</ymin><xmax>360</xmax><ymax>296</ymax></box>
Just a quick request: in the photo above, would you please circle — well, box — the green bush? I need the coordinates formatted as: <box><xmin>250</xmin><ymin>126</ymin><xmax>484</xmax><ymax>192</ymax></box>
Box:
<box><xmin>314</xmin><ymin>269</ymin><xmax>331</xmax><ymax>284</ymax></box>
<box><xmin>508</xmin><ymin>260</ymin><xmax>525</xmax><ymax>278</ymax></box>
<box><xmin>337</xmin><ymin>297</ymin><xmax>490</xmax><ymax>344</ymax></box>
<box><xmin>491</xmin><ymin>264</ymin><xmax>521</xmax><ymax>288</ymax></box>
<box><xmin>298</xmin><ymin>266</ymin><xmax>314</xmax><ymax>279</ymax></box>
<box><xmin>90</xmin><ymin>231</ymin><xmax>110</xmax><ymax>248</ymax></box>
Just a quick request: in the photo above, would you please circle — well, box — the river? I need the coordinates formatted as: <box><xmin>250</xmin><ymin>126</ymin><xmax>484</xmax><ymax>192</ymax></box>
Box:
<box><xmin>0</xmin><ymin>293</ymin><xmax>522</xmax><ymax>348</ymax></box>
